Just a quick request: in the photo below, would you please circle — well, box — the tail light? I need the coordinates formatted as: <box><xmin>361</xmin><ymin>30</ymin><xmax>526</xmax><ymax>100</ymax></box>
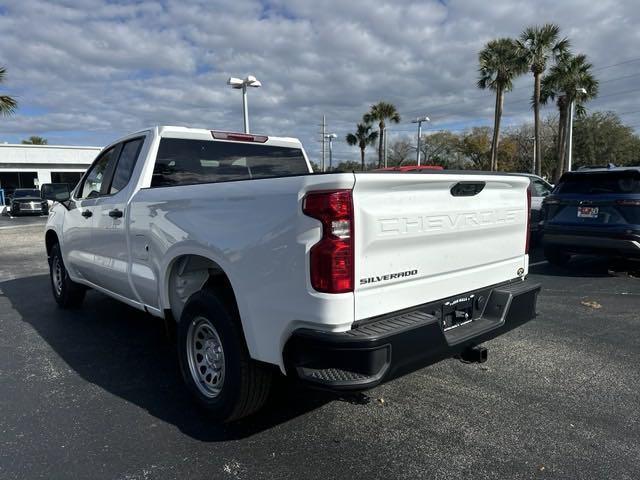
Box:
<box><xmin>615</xmin><ymin>199</ymin><xmax>640</xmax><ymax>206</ymax></box>
<box><xmin>525</xmin><ymin>186</ymin><xmax>531</xmax><ymax>254</ymax></box>
<box><xmin>303</xmin><ymin>190</ymin><xmax>354</xmax><ymax>293</ymax></box>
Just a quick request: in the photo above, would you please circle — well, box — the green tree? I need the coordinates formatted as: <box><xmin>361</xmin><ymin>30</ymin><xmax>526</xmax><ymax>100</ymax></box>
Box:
<box><xmin>458</xmin><ymin>127</ymin><xmax>492</xmax><ymax>170</ymax></box>
<box><xmin>363</xmin><ymin>102</ymin><xmax>401</xmax><ymax>168</ymax></box>
<box><xmin>419</xmin><ymin>131</ymin><xmax>461</xmax><ymax>167</ymax></box>
<box><xmin>387</xmin><ymin>137</ymin><xmax>414</xmax><ymax>166</ymax></box>
<box><xmin>517</xmin><ymin>24</ymin><xmax>570</xmax><ymax>176</ymax></box>
<box><xmin>333</xmin><ymin>160</ymin><xmax>365</xmax><ymax>172</ymax></box>
<box><xmin>477</xmin><ymin>38</ymin><xmax>527</xmax><ymax>171</ymax></box>
<box><xmin>0</xmin><ymin>66</ymin><xmax>18</xmax><ymax>116</ymax></box>
<box><xmin>345</xmin><ymin>122</ymin><xmax>379</xmax><ymax>171</ymax></box>
<box><xmin>21</xmin><ymin>135</ymin><xmax>48</xmax><ymax>145</ymax></box>
<box><xmin>573</xmin><ymin>111</ymin><xmax>640</xmax><ymax>167</ymax></box>
<box><xmin>541</xmin><ymin>53</ymin><xmax>598</xmax><ymax>181</ymax></box>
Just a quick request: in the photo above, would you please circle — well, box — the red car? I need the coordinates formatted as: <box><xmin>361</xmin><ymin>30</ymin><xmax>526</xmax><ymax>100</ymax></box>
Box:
<box><xmin>375</xmin><ymin>165</ymin><xmax>444</xmax><ymax>172</ymax></box>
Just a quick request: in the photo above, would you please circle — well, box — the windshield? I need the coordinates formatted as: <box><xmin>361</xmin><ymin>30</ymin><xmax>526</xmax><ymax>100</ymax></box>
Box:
<box><xmin>13</xmin><ymin>189</ymin><xmax>41</xmax><ymax>198</ymax></box>
<box><xmin>556</xmin><ymin>171</ymin><xmax>640</xmax><ymax>195</ymax></box>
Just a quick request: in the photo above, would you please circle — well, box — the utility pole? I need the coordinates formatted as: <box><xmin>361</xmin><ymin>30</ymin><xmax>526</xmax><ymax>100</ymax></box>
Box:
<box><xmin>321</xmin><ymin>115</ymin><xmax>326</xmax><ymax>172</ymax></box>
<box><xmin>412</xmin><ymin>116</ymin><xmax>430</xmax><ymax>165</ymax></box>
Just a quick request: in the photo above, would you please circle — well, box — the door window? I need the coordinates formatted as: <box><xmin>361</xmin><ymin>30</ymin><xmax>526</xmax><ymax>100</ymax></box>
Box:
<box><xmin>532</xmin><ymin>179</ymin><xmax>552</xmax><ymax>197</ymax></box>
<box><xmin>78</xmin><ymin>146</ymin><xmax>118</xmax><ymax>199</ymax></box>
<box><xmin>110</xmin><ymin>138</ymin><xmax>144</xmax><ymax>194</ymax></box>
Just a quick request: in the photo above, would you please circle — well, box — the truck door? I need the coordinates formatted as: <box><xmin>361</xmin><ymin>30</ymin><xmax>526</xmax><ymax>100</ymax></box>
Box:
<box><xmin>90</xmin><ymin>136</ymin><xmax>146</xmax><ymax>301</ymax></box>
<box><xmin>63</xmin><ymin>145</ymin><xmax>120</xmax><ymax>283</ymax></box>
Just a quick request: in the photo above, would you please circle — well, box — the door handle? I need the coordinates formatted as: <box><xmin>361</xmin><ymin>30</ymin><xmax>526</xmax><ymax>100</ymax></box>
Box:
<box><xmin>108</xmin><ymin>209</ymin><xmax>123</xmax><ymax>218</ymax></box>
<box><xmin>81</xmin><ymin>210</ymin><xmax>92</xmax><ymax>218</ymax></box>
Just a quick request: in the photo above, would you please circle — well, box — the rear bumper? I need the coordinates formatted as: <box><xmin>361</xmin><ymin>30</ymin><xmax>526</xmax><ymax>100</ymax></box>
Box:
<box><xmin>284</xmin><ymin>279</ymin><xmax>540</xmax><ymax>390</ymax></box>
<box><xmin>542</xmin><ymin>229</ymin><xmax>640</xmax><ymax>257</ymax></box>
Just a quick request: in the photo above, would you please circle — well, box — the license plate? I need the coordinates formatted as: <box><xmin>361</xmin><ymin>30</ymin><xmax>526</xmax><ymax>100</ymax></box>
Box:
<box><xmin>577</xmin><ymin>206</ymin><xmax>598</xmax><ymax>218</ymax></box>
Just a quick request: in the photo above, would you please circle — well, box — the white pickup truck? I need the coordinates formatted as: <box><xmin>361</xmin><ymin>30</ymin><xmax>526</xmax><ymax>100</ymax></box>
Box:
<box><xmin>43</xmin><ymin>126</ymin><xmax>540</xmax><ymax>422</ymax></box>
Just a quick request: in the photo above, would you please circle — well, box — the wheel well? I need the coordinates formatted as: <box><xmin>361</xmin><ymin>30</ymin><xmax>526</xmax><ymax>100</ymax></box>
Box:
<box><xmin>166</xmin><ymin>254</ymin><xmax>239</xmax><ymax>322</ymax></box>
<box><xmin>45</xmin><ymin>230</ymin><xmax>59</xmax><ymax>258</ymax></box>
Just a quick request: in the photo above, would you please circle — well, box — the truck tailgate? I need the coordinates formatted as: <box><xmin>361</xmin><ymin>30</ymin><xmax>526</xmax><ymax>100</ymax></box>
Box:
<box><xmin>353</xmin><ymin>173</ymin><xmax>529</xmax><ymax>320</ymax></box>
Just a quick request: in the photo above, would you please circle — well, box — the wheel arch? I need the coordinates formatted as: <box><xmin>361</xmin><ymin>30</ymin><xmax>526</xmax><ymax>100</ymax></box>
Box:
<box><xmin>161</xmin><ymin>253</ymin><xmax>257</xmax><ymax>354</ymax></box>
<box><xmin>45</xmin><ymin>229</ymin><xmax>59</xmax><ymax>258</ymax></box>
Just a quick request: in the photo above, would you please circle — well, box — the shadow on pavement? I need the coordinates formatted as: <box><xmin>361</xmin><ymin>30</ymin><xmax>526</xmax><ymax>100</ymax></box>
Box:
<box><xmin>529</xmin><ymin>254</ymin><xmax>640</xmax><ymax>278</ymax></box>
<box><xmin>1</xmin><ymin>274</ymin><xmax>336</xmax><ymax>441</ymax></box>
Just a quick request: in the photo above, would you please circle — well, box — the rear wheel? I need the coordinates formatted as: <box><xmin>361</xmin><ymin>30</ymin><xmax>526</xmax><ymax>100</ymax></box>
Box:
<box><xmin>49</xmin><ymin>243</ymin><xmax>86</xmax><ymax>308</ymax></box>
<box><xmin>177</xmin><ymin>290</ymin><xmax>272</xmax><ymax>422</ymax></box>
<box><xmin>544</xmin><ymin>246</ymin><xmax>571</xmax><ymax>266</ymax></box>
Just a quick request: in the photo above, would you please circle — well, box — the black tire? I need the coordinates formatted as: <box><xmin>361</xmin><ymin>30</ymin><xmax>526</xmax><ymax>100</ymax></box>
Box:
<box><xmin>177</xmin><ymin>290</ymin><xmax>272</xmax><ymax>422</ymax></box>
<box><xmin>544</xmin><ymin>246</ymin><xmax>571</xmax><ymax>266</ymax></box>
<box><xmin>49</xmin><ymin>243</ymin><xmax>86</xmax><ymax>308</ymax></box>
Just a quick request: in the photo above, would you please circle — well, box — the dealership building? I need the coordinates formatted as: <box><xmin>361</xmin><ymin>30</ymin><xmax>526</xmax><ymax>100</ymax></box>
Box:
<box><xmin>0</xmin><ymin>143</ymin><xmax>101</xmax><ymax>200</ymax></box>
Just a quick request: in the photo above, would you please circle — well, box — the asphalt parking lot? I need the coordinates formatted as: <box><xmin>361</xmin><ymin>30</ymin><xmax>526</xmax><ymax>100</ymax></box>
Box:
<box><xmin>1</xmin><ymin>214</ymin><xmax>639</xmax><ymax>479</ymax></box>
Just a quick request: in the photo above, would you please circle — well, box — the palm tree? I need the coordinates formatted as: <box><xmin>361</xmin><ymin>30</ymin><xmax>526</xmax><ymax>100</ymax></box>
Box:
<box><xmin>477</xmin><ymin>38</ymin><xmax>527</xmax><ymax>171</ymax></box>
<box><xmin>363</xmin><ymin>102</ymin><xmax>401</xmax><ymax>168</ymax></box>
<box><xmin>517</xmin><ymin>24</ymin><xmax>570</xmax><ymax>176</ymax></box>
<box><xmin>541</xmin><ymin>53</ymin><xmax>598</xmax><ymax>181</ymax></box>
<box><xmin>346</xmin><ymin>123</ymin><xmax>379</xmax><ymax>171</ymax></box>
<box><xmin>21</xmin><ymin>135</ymin><xmax>48</xmax><ymax>145</ymax></box>
<box><xmin>0</xmin><ymin>66</ymin><xmax>18</xmax><ymax>116</ymax></box>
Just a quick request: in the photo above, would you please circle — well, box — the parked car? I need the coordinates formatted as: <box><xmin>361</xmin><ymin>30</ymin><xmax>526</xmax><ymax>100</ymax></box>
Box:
<box><xmin>9</xmin><ymin>188</ymin><xmax>48</xmax><ymax>216</ymax></box>
<box><xmin>43</xmin><ymin>126</ymin><xmax>540</xmax><ymax>422</ymax></box>
<box><xmin>541</xmin><ymin>166</ymin><xmax>640</xmax><ymax>265</ymax></box>
<box><xmin>521</xmin><ymin>174</ymin><xmax>554</xmax><ymax>240</ymax></box>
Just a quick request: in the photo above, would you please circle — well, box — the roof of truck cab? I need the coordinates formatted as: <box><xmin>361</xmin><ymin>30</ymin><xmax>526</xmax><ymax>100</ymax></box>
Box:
<box><xmin>150</xmin><ymin>125</ymin><xmax>303</xmax><ymax>147</ymax></box>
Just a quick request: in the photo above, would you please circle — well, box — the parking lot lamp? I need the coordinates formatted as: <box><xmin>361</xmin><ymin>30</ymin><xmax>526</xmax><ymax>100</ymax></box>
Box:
<box><xmin>227</xmin><ymin>75</ymin><xmax>262</xmax><ymax>133</ymax></box>
<box><xmin>325</xmin><ymin>133</ymin><xmax>337</xmax><ymax>170</ymax></box>
<box><xmin>412</xmin><ymin>116</ymin><xmax>430</xmax><ymax>165</ymax></box>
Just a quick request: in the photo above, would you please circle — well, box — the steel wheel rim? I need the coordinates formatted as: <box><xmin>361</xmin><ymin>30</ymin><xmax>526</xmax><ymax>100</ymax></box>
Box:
<box><xmin>186</xmin><ymin>316</ymin><xmax>225</xmax><ymax>398</ymax></box>
<box><xmin>52</xmin><ymin>255</ymin><xmax>63</xmax><ymax>296</ymax></box>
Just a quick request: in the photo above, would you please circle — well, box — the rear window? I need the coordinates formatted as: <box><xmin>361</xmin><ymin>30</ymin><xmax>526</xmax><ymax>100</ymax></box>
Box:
<box><xmin>13</xmin><ymin>189</ymin><xmax>41</xmax><ymax>198</ymax></box>
<box><xmin>556</xmin><ymin>171</ymin><xmax>640</xmax><ymax>195</ymax></box>
<box><xmin>151</xmin><ymin>138</ymin><xmax>309</xmax><ymax>188</ymax></box>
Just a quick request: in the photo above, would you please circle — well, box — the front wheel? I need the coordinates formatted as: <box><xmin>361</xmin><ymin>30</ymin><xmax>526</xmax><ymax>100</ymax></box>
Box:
<box><xmin>49</xmin><ymin>243</ymin><xmax>86</xmax><ymax>308</ymax></box>
<box><xmin>177</xmin><ymin>290</ymin><xmax>272</xmax><ymax>422</ymax></box>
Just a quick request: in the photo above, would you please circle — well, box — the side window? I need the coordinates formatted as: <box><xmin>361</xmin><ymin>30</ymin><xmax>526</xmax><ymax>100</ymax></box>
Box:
<box><xmin>533</xmin><ymin>179</ymin><xmax>551</xmax><ymax>197</ymax></box>
<box><xmin>78</xmin><ymin>147</ymin><xmax>118</xmax><ymax>199</ymax></box>
<box><xmin>110</xmin><ymin>138</ymin><xmax>144</xmax><ymax>194</ymax></box>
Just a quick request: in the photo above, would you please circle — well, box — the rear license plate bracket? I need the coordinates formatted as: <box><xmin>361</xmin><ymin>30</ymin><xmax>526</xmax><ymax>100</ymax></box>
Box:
<box><xmin>441</xmin><ymin>295</ymin><xmax>475</xmax><ymax>331</ymax></box>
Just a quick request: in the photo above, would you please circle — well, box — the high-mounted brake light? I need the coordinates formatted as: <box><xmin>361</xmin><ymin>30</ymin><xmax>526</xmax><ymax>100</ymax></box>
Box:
<box><xmin>615</xmin><ymin>199</ymin><xmax>640</xmax><ymax>206</ymax></box>
<box><xmin>211</xmin><ymin>131</ymin><xmax>268</xmax><ymax>143</ymax></box>
<box><xmin>303</xmin><ymin>190</ymin><xmax>354</xmax><ymax>293</ymax></box>
<box><xmin>525</xmin><ymin>186</ymin><xmax>531</xmax><ymax>255</ymax></box>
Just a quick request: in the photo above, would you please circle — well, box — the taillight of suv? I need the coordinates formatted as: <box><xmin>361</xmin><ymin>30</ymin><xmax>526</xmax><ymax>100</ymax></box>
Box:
<box><xmin>302</xmin><ymin>190</ymin><xmax>354</xmax><ymax>293</ymax></box>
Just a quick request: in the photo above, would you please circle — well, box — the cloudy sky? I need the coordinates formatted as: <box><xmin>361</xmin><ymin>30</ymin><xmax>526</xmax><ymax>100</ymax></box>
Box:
<box><xmin>1</xmin><ymin>0</ymin><xmax>639</xmax><ymax>164</ymax></box>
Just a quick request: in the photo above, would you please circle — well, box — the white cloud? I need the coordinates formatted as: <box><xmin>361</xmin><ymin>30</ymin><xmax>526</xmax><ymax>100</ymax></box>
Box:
<box><xmin>0</xmin><ymin>0</ymin><xmax>638</xmax><ymax>164</ymax></box>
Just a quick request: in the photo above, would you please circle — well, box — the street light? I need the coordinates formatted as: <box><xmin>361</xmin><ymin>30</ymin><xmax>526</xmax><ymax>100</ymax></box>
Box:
<box><xmin>412</xmin><ymin>116</ymin><xmax>430</xmax><ymax>165</ymax></box>
<box><xmin>325</xmin><ymin>133</ymin><xmax>337</xmax><ymax>170</ymax></box>
<box><xmin>227</xmin><ymin>75</ymin><xmax>262</xmax><ymax>133</ymax></box>
<box><xmin>566</xmin><ymin>87</ymin><xmax>587</xmax><ymax>172</ymax></box>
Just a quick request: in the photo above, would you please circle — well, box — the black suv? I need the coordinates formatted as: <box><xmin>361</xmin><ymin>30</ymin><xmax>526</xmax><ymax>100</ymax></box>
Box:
<box><xmin>541</xmin><ymin>167</ymin><xmax>640</xmax><ymax>265</ymax></box>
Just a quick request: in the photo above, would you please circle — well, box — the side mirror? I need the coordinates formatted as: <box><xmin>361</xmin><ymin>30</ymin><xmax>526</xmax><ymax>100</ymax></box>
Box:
<box><xmin>41</xmin><ymin>183</ymin><xmax>71</xmax><ymax>202</ymax></box>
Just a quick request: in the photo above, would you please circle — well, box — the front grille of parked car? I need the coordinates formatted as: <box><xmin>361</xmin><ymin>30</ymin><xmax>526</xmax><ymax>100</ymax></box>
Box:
<box><xmin>19</xmin><ymin>202</ymin><xmax>39</xmax><ymax>210</ymax></box>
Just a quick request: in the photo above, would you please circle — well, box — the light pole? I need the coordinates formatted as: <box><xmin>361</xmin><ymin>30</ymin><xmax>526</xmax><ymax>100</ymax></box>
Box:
<box><xmin>412</xmin><ymin>116</ymin><xmax>430</xmax><ymax>165</ymax></box>
<box><xmin>227</xmin><ymin>75</ymin><xmax>262</xmax><ymax>133</ymax></box>
<box><xmin>325</xmin><ymin>133</ymin><xmax>337</xmax><ymax>170</ymax></box>
<box><xmin>566</xmin><ymin>87</ymin><xmax>587</xmax><ymax>172</ymax></box>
